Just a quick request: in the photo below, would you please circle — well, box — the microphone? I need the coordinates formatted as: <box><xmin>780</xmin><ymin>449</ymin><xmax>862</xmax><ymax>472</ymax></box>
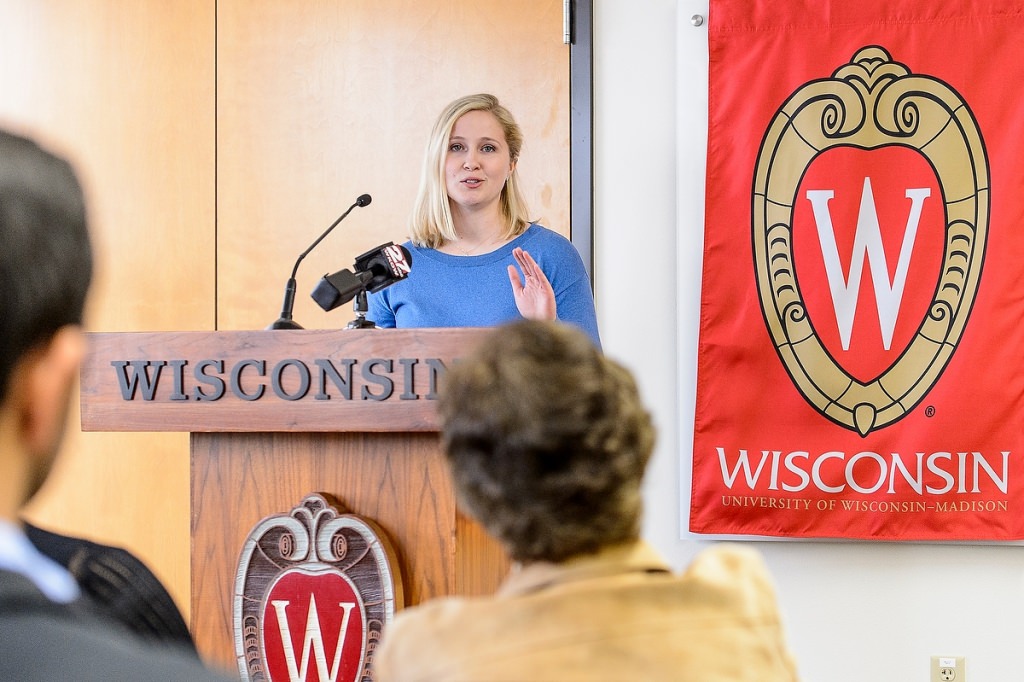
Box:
<box><xmin>267</xmin><ymin>194</ymin><xmax>372</xmax><ymax>330</ymax></box>
<box><xmin>310</xmin><ymin>242</ymin><xmax>412</xmax><ymax>312</ymax></box>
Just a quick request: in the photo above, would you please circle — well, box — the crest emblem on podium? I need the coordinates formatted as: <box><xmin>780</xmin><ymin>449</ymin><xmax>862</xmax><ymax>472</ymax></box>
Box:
<box><xmin>234</xmin><ymin>493</ymin><xmax>402</xmax><ymax>682</ymax></box>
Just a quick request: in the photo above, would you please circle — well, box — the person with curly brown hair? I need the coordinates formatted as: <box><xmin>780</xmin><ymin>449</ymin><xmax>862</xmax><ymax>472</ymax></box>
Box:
<box><xmin>374</xmin><ymin>319</ymin><xmax>799</xmax><ymax>681</ymax></box>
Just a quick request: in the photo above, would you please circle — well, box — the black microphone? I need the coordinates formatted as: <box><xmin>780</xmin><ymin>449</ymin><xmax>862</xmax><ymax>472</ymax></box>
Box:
<box><xmin>267</xmin><ymin>194</ymin><xmax>372</xmax><ymax>330</ymax></box>
<box><xmin>310</xmin><ymin>242</ymin><xmax>412</xmax><ymax>312</ymax></box>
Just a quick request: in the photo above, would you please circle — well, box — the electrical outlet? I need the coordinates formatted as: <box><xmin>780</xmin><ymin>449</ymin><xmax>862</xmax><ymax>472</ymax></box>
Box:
<box><xmin>930</xmin><ymin>655</ymin><xmax>966</xmax><ymax>682</ymax></box>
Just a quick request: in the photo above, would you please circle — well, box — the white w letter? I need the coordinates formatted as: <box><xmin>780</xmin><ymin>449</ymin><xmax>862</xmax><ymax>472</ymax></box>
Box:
<box><xmin>806</xmin><ymin>178</ymin><xmax>930</xmax><ymax>350</ymax></box>
<box><xmin>271</xmin><ymin>597</ymin><xmax>357</xmax><ymax>682</ymax></box>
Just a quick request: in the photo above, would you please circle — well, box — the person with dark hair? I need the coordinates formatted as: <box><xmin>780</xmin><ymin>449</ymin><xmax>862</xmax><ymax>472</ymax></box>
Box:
<box><xmin>374</xmin><ymin>320</ymin><xmax>800</xmax><ymax>681</ymax></box>
<box><xmin>0</xmin><ymin>128</ymin><xmax>232</xmax><ymax>680</ymax></box>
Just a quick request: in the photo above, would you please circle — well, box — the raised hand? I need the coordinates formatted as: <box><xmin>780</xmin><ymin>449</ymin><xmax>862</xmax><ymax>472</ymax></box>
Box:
<box><xmin>507</xmin><ymin>247</ymin><xmax>557</xmax><ymax>321</ymax></box>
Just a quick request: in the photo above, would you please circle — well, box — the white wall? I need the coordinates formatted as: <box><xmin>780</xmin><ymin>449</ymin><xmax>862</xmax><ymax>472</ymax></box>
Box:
<box><xmin>593</xmin><ymin>2</ymin><xmax>1024</xmax><ymax>680</ymax></box>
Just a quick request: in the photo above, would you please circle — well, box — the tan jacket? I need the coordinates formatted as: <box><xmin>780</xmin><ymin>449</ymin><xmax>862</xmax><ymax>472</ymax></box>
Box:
<box><xmin>373</xmin><ymin>542</ymin><xmax>800</xmax><ymax>681</ymax></box>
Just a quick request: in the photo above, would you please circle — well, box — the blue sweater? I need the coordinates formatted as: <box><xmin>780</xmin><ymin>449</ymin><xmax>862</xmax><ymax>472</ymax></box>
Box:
<box><xmin>368</xmin><ymin>224</ymin><xmax>601</xmax><ymax>347</ymax></box>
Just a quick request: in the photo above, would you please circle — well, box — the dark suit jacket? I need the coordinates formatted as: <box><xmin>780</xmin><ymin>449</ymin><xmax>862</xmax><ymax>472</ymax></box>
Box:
<box><xmin>0</xmin><ymin>569</ymin><xmax>233</xmax><ymax>681</ymax></box>
<box><xmin>23</xmin><ymin>522</ymin><xmax>197</xmax><ymax>654</ymax></box>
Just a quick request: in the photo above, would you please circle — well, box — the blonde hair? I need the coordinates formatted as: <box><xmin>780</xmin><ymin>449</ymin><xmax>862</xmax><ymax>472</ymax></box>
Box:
<box><xmin>409</xmin><ymin>93</ymin><xmax>532</xmax><ymax>248</ymax></box>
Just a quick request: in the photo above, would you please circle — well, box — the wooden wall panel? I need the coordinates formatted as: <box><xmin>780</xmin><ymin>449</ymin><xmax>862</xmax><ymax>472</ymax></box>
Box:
<box><xmin>216</xmin><ymin>0</ymin><xmax>569</xmax><ymax>331</ymax></box>
<box><xmin>1</xmin><ymin>0</ymin><xmax>215</xmax><ymax>624</ymax></box>
<box><xmin>1</xmin><ymin>0</ymin><xmax>565</xmax><ymax>659</ymax></box>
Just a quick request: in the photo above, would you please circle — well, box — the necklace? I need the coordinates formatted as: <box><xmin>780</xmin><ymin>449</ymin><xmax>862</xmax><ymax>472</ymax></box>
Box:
<box><xmin>451</xmin><ymin>232</ymin><xmax>503</xmax><ymax>256</ymax></box>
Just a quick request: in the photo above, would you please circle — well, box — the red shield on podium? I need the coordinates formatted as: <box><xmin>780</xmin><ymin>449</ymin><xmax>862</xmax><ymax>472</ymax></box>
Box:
<box><xmin>235</xmin><ymin>493</ymin><xmax>402</xmax><ymax>681</ymax></box>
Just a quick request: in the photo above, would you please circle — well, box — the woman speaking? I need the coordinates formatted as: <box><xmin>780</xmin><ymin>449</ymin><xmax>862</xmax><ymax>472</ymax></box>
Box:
<box><xmin>368</xmin><ymin>93</ymin><xmax>600</xmax><ymax>347</ymax></box>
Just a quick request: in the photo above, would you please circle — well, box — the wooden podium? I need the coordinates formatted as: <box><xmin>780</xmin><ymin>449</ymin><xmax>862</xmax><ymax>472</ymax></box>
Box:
<box><xmin>80</xmin><ymin>328</ymin><xmax>510</xmax><ymax>670</ymax></box>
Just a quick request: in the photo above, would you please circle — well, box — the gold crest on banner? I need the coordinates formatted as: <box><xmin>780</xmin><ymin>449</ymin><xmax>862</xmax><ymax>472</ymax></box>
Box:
<box><xmin>752</xmin><ymin>46</ymin><xmax>989</xmax><ymax>436</ymax></box>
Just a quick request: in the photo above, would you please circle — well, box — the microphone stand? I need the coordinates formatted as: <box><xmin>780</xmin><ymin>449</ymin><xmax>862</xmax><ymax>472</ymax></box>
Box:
<box><xmin>345</xmin><ymin>290</ymin><xmax>378</xmax><ymax>329</ymax></box>
<box><xmin>268</xmin><ymin>195</ymin><xmax>370</xmax><ymax>330</ymax></box>
<box><xmin>269</xmin><ymin>278</ymin><xmax>303</xmax><ymax>330</ymax></box>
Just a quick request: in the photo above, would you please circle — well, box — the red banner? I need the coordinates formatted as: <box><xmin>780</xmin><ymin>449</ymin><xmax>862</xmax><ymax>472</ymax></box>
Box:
<box><xmin>692</xmin><ymin>1</ymin><xmax>1024</xmax><ymax>540</ymax></box>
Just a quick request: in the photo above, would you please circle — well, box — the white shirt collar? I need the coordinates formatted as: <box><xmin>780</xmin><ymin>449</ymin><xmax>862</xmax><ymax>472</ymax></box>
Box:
<box><xmin>0</xmin><ymin>519</ymin><xmax>80</xmax><ymax>603</ymax></box>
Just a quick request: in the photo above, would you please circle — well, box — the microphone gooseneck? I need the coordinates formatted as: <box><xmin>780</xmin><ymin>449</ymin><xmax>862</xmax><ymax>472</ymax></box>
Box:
<box><xmin>267</xmin><ymin>194</ymin><xmax>372</xmax><ymax>330</ymax></box>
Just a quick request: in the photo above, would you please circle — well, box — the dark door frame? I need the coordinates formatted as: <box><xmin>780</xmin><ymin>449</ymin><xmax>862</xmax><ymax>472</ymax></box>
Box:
<box><xmin>569</xmin><ymin>0</ymin><xmax>595</xmax><ymax>283</ymax></box>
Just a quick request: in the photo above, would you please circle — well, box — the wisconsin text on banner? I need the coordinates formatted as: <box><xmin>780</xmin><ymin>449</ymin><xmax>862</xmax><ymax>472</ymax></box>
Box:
<box><xmin>691</xmin><ymin>1</ymin><xmax>1024</xmax><ymax>541</ymax></box>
